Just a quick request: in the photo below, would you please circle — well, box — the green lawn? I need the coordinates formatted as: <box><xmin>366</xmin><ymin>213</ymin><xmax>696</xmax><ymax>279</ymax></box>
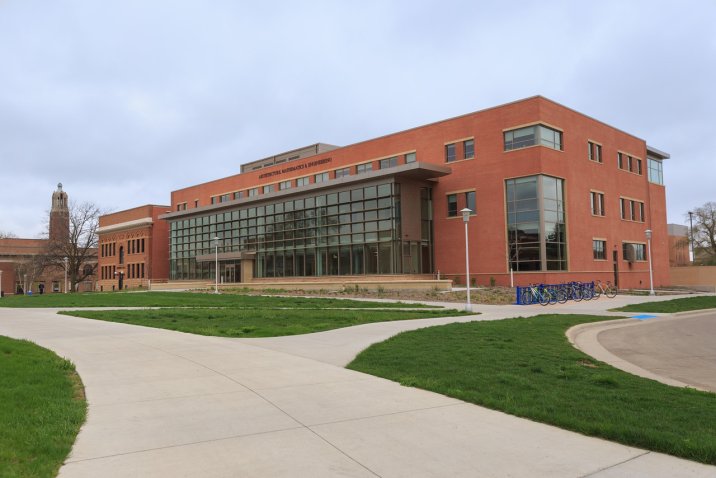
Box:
<box><xmin>0</xmin><ymin>336</ymin><xmax>86</xmax><ymax>478</ymax></box>
<box><xmin>0</xmin><ymin>291</ymin><xmax>434</xmax><ymax>309</ymax></box>
<box><xmin>614</xmin><ymin>296</ymin><xmax>716</xmax><ymax>313</ymax></box>
<box><xmin>62</xmin><ymin>307</ymin><xmax>470</xmax><ymax>337</ymax></box>
<box><xmin>348</xmin><ymin>314</ymin><xmax>716</xmax><ymax>465</ymax></box>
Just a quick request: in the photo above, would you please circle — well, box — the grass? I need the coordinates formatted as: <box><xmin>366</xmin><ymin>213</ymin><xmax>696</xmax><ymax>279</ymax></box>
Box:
<box><xmin>0</xmin><ymin>336</ymin><xmax>86</xmax><ymax>478</ymax></box>
<box><xmin>614</xmin><ymin>296</ymin><xmax>716</xmax><ymax>313</ymax></box>
<box><xmin>0</xmin><ymin>291</ymin><xmax>436</xmax><ymax>309</ymax></box>
<box><xmin>61</xmin><ymin>308</ymin><xmax>470</xmax><ymax>337</ymax></box>
<box><xmin>348</xmin><ymin>314</ymin><xmax>716</xmax><ymax>465</ymax></box>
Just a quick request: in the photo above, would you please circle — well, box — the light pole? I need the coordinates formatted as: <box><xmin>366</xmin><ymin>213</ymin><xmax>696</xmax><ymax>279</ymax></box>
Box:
<box><xmin>213</xmin><ymin>236</ymin><xmax>220</xmax><ymax>294</ymax></box>
<box><xmin>63</xmin><ymin>256</ymin><xmax>68</xmax><ymax>294</ymax></box>
<box><xmin>645</xmin><ymin>229</ymin><xmax>655</xmax><ymax>296</ymax></box>
<box><xmin>461</xmin><ymin>207</ymin><xmax>473</xmax><ymax>312</ymax></box>
<box><xmin>688</xmin><ymin>211</ymin><xmax>695</xmax><ymax>263</ymax></box>
<box><xmin>0</xmin><ymin>269</ymin><xmax>3</xmax><ymax>298</ymax></box>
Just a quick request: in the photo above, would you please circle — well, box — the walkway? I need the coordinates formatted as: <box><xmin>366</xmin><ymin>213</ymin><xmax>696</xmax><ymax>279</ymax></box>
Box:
<box><xmin>0</xmin><ymin>295</ymin><xmax>713</xmax><ymax>477</ymax></box>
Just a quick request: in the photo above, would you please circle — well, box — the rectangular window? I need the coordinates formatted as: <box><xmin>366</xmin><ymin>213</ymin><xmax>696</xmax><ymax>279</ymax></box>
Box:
<box><xmin>504</xmin><ymin>124</ymin><xmax>562</xmax><ymax>151</ymax></box>
<box><xmin>463</xmin><ymin>139</ymin><xmax>474</xmax><ymax>159</ymax></box>
<box><xmin>635</xmin><ymin>158</ymin><xmax>642</xmax><ymax>175</ymax></box>
<box><xmin>405</xmin><ymin>152</ymin><xmax>416</xmax><ymax>163</ymax></box>
<box><xmin>593</xmin><ymin>239</ymin><xmax>606</xmax><ymax>260</ymax></box>
<box><xmin>588</xmin><ymin>141</ymin><xmax>602</xmax><ymax>163</ymax></box>
<box><xmin>379</xmin><ymin>156</ymin><xmax>398</xmax><ymax>169</ymax></box>
<box><xmin>234</xmin><ymin>191</ymin><xmax>244</xmax><ymax>200</ymax></box>
<box><xmin>447</xmin><ymin>194</ymin><xmax>458</xmax><ymax>217</ymax></box>
<box><xmin>263</xmin><ymin>184</ymin><xmax>274</xmax><ymax>194</ymax></box>
<box><xmin>194</xmin><ymin>200</ymin><xmax>199</xmax><ymax>207</ymax></box>
<box><xmin>279</xmin><ymin>180</ymin><xmax>292</xmax><ymax>190</ymax></box>
<box><xmin>623</xmin><ymin>242</ymin><xmax>646</xmax><ymax>261</ymax></box>
<box><xmin>210</xmin><ymin>197</ymin><xmax>218</xmax><ymax>205</ymax></box>
<box><xmin>220</xmin><ymin>194</ymin><xmax>230</xmax><ymax>203</ymax></box>
<box><xmin>248</xmin><ymin>188</ymin><xmax>258</xmax><ymax>197</ymax></box>
<box><xmin>356</xmin><ymin>162</ymin><xmax>373</xmax><ymax>174</ymax></box>
<box><xmin>618</xmin><ymin>152</ymin><xmax>624</xmax><ymax>169</ymax></box>
<box><xmin>506</xmin><ymin>175</ymin><xmax>567</xmax><ymax>271</ymax></box>
<box><xmin>296</xmin><ymin>177</ymin><xmax>309</xmax><ymax>187</ymax></box>
<box><xmin>177</xmin><ymin>202</ymin><xmax>187</xmax><ymax>211</ymax></box>
<box><xmin>648</xmin><ymin>158</ymin><xmax>664</xmax><ymax>184</ymax></box>
<box><xmin>445</xmin><ymin>143</ymin><xmax>456</xmax><ymax>162</ymax></box>
<box><xmin>620</xmin><ymin>197</ymin><xmax>645</xmax><ymax>222</ymax></box>
<box><xmin>335</xmin><ymin>167</ymin><xmax>350</xmax><ymax>178</ymax></box>
<box><xmin>590</xmin><ymin>191</ymin><xmax>605</xmax><ymax>216</ymax></box>
<box><xmin>314</xmin><ymin>172</ymin><xmax>329</xmax><ymax>183</ymax></box>
<box><xmin>465</xmin><ymin>191</ymin><xmax>476</xmax><ymax>213</ymax></box>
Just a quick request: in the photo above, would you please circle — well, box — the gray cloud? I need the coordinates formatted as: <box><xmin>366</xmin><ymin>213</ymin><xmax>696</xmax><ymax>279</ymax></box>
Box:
<box><xmin>1</xmin><ymin>0</ymin><xmax>713</xmax><ymax>237</ymax></box>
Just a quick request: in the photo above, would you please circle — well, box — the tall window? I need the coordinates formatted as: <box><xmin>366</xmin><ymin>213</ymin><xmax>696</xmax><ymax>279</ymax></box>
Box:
<box><xmin>590</xmin><ymin>191</ymin><xmax>605</xmax><ymax>216</ymax></box>
<box><xmin>588</xmin><ymin>141</ymin><xmax>602</xmax><ymax>163</ymax></box>
<box><xmin>447</xmin><ymin>194</ymin><xmax>458</xmax><ymax>217</ymax></box>
<box><xmin>504</xmin><ymin>124</ymin><xmax>562</xmax><ymax>151</ymax></box>
<box><xmin>465</xmin><ymin>191</ymin><xmax>476</xmax><ymax>213</ymax></box>
<box><xmin>593</xmin><ymin>239</ymin><xmax>606</xmax><ymax>260</ymax></box>
<box><xmin>463</xmin><ymin>139</ymin><xmax>474</xmax><ymax>159</ymax></box>
<box><xmin>648</xmin><ymin>158</ymin><xmax>664</xmax><ymax>184</ymax></box>
<box><xmin>506</xmin><ymin>175</ymin><xmax>566</xmax><ymax>271</ymax></box>
<box><xmin>445</xmin><ymin>143</ymin><xmax>456</xmax><ymax>162</ymax></box>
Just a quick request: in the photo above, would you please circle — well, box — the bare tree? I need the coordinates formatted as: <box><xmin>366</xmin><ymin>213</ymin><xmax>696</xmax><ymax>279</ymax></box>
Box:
<box><xmin>46</xmin><ymin>201</ymin><xmax>100</xmax><ymax>292</ymax></box>
<box><xmin>0</xmin><ymin>230</ymin><xmax>17</xmax><ymax>239</ymax></box>
<box><xmin>687</xmin><ymin>202</ymin><xmax>716</xmax><ymax>265</ymax></box>
<box><xmin>14</xmin><ymin>253</ymin><xmax>49</xmax><ymax>294</ymax></box>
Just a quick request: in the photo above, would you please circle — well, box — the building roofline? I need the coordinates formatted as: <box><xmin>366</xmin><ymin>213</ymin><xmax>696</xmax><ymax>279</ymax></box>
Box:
<box><xmin>171</xmin><ymin>95</ymin><xmax>656</xmax><ymax>195</ymax></box>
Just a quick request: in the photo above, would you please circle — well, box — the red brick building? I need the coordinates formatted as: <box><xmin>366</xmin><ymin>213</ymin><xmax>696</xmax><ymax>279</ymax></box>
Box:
<box><xmin>97</xmin><ymin>205</ymin><xmax>170</xmax><ymax>291</ymax></box>
<box><xmin>0</xmin><ymin>184</ymin><xmax>96</xmax><ymax>295</ymax></box>
<box><xmin>108</xmin><ymin>96</ymin><xmax>671</xmax><ymax>290</ymax></box>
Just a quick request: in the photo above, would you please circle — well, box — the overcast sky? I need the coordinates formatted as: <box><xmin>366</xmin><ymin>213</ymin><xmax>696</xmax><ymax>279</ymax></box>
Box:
<box><xmin>1</xmin><ymin>0</ymin><xmax>714</xmax><ymax>238</ymax></box>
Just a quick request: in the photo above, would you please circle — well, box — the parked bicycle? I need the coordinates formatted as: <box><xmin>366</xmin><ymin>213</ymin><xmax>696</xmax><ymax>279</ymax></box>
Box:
<box><xmin>593</xmin><ymin>280</ymin><xmax>618</xmax><ymax>298</ymax></box>
<box><xmin>520</xmin><ymin>284</ymin><xmax>554</xmax><ymax>306</ymax></box>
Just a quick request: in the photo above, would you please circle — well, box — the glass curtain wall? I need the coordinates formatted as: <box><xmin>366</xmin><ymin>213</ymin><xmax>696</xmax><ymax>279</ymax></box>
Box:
<box><xmin>169</xmin><ymin>181</ymin><xmax>434</xmax><ymax>279</ymax></box>
<box><xmin>505</xmin><ymin>175</ymin><xmax>567</xmax><ymax>271</ymax></box>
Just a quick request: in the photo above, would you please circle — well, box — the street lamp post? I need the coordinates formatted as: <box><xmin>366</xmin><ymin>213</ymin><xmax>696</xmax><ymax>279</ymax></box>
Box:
<box><xmin>645</xmin><ymin>229</ymin><xmax>655</xmax><ymax>296</ymax></box>
<box><xmin>0</xmin><ymin>269</ymin><xmax>3</xmax><ymax>298</ymax></box>
<box><xmin>213</xmin><ymin>236</ymin><xmax>220</xmax><ymax>294</ymax></box>
<box><xmin>63</xmin><ymin>256</ymin><xmax>68</xmax><ymax>294</ymax></box>
<box><xmin>461</xmin><ymin>207</ymin><xmax>473</xmax><ymax>312</ymax></box>
<box><xmin>688</xmin><ymin>211</ymin><xmax>695</xmax><ymax>263</ymax></box>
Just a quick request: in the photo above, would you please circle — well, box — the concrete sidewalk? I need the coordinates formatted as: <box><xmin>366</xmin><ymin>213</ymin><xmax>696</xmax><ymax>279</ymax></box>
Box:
<box><xmin>0</xmin><ymin>298</ymin><xmax>714</xmax><ymax>477</ymax></box>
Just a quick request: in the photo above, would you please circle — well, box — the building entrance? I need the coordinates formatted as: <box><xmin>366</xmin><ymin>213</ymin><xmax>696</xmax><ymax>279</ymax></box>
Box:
<box><xmin>224</xmin><ymin>263</ymin><xmax>239</xmax><ymax>283</ymax></box>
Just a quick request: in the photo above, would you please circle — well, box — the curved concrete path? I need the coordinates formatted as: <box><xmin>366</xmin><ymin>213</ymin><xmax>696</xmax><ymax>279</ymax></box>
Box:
<box><xmin>0</xmin><ymin>295</ymin><xmax>713</xmax><ymax>477</ymax></box>
<box><xmin>569</xmin><ymin>310</ymin><xmax>716</xmax><ymax>392</ymax></box>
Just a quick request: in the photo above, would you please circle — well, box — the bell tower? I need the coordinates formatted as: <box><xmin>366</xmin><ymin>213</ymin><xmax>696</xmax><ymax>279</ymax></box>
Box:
<box><xmin>49</xmin><ymin>182</ymin><xmax>69</xmax><ymax>242</ymax></box>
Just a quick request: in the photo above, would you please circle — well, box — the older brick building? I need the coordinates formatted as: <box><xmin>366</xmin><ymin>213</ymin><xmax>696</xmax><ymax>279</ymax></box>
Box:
<box><xmin>0</xmin><ymin>184</ymin><xmax>96</xmax><ymax>295</ymax></box>
<box><xmin>103</xmin><ymin>96</ymin><xmax>671</xmax><ymax>290</ymax></box>
<box><xmin>97</xmin><ymin>205</ymin><xmax>170</xmax><ymax>291</ymax></box>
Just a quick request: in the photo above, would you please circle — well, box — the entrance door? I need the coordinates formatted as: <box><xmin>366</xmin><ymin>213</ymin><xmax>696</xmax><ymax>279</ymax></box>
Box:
<box><xmin>225</xmin><ymin>264</ymin><xmax>237</xmax><ymax>283</ymax></box>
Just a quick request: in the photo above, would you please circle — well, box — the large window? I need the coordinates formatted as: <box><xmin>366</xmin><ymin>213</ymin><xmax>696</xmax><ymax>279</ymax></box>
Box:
<box><xmin>356</xmin><ymin>163</ymin><xmax>373</xmax><ymax>174</ymax></box>
<box><xmin>169</xmin><ymin>182</ymin><xmax>434</xmax><ymax>281</ymax></box>
<box><xmin>504</xmin><ymin>125</ymin><xmax>562</xmax><ymax>151</ymax></box>
<box><xmin>590</xmin><ymin>191</ymin><xmax>605</xmax><ymax>216</ymax></box>
<box><xmin>314</xmin><ymin>172</ymin><xmax>329</xmax><ymax>183</ymax></box>
<box><xmin>593</xmin><ymin>239</ymin><xmax>606</xmax><ymax>260</ymax></box>
<box><xmin>648</xmin><ymin>158</ymin><xmax>664</xmax><ymax>184</ymax></box>
<box><xmin>620</xmin><ymin>197</ymin><xmax>645</xmax><ymax>222</ymax></box>
<box><xmin>379</xmin><ymin>157</ymin><xmax>398</xmax><ymax>169</ymax></box>
<box><xmin>588</xmin><ymin>141</ymin><xmax>602</xmax><ymax>163</ymax></box>
<box><xmin>296</xmin><ymin>177</ymin><xmax>309</xmax><ymax>187</ymax></box>
<box><xmin>405</xmin><ymin>152</ymin><xmax>416</xmax><ymax>163</ymax></box>
<box><xmin>506</xmin><ymin>175</ymin><xmax>566</xmax><ymax>271</ymax></box>
<box><xmin>623</xmin><ymin>242</ymin><xmax>646</xmax><ymax>262</ymax></box>
<box><xmin>464</xmin><ymin>139</ymin><xmax>474</xmax><ymax>159</ymax></box>
<box><xmin>335</xmin><ymin>167</ymin><xmax>350</xmax><ymax>178</ymax></box>
<box><xmin>447</xmin><ymin>194</ymin><xmax>458</xmax><ymax>217</ymax></box>
<box><xmin>465</xmin><ymin>191</ymin><xmax>476</xmax><ymax>213</ymax></box>
<box><xmin>445</xmin><ymin>143</ymin><xmax>456</xmax><ymax>162</ymax></box>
